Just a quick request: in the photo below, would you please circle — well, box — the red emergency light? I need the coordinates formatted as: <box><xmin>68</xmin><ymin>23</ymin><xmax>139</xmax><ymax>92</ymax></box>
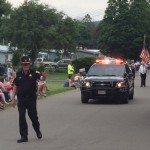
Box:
<box><xmin>96</xmin><ymin>58</ymin><xmax>123</xmax><ymax>64</ymax></box>
<box><xmin>115</xmin><ymin>59</ymin><xmax>124</xmax><ymax>64</ymax></box>
<box><xmin>96</xmin><ymin>58</ymin><xmax>110</xmax><ymax>64</ymax></box>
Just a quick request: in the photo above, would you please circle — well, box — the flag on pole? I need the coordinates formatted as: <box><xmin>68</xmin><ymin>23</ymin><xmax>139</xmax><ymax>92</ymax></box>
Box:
<box><xmin>139</xmin><ymin>35</ymin><xmax>150</xmax><ymax>64</ymax></box>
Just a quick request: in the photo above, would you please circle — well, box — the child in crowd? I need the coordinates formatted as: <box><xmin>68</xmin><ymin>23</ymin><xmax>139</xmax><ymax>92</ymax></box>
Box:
<box><xmin>0</xmin><ymin>78</ymin><xmax>11</xmax><ymax>102</ymax></box>
<box><xmin>37</xmin><ymin>70</ymin><xmax>48</xmax><ymax>97</ymax></box>
<box><xmin>73</xmin><ymin>73</ymin><xmax>81</xmax><ymax>88</ymax></box>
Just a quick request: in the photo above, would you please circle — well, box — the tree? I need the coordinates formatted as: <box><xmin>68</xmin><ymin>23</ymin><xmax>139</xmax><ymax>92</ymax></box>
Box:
<box><xmin>82</xmin><ymin>14</ymin><xmax>92</xmax><ymax>23</ymax></box>
<box><xmin>6</xmin><ymin>0</ymin><xmax>62</xmax><ymax>62</ymax></box>
<box><xmin>0</xmin><ymin>0</ymin><xmax>12</xmax><ymax>44</ymax></box>
<box><xmin>75</xmin><ymin>20</ymin><xmax>90</xmax><ymax>49</ymax></box>
<box><xmin>53</xmin><ymin>17</ymin><xmax>79</xmax><ymax>57</ymax></box>
<box><xmin>97</xmin><ymin>0</ymin><xmax>150</xmax><ymax>59</ymax></box>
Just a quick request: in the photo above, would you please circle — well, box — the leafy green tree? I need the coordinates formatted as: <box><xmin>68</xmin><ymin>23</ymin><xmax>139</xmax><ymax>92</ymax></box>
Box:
<box><xmin>82</xmin><ymin>14</ymin><xmax>92</xmax><ymax>23</ymax></box>
<box><xmin>128</xmin><ymin>0</ymin><xmax>150</xmax><ymax>59</ymax></box>
<box><xmin>0</xmin><ymin>0</ymin><xmax>12</xmax><ymax>44</ymax></box>
<box><xmin>12</xmin><ymin>49</ymin><xmax>22</xmax><ymax>67</ymax></box>
<box><xmin>53</xmin><ymin>17</ymin><xmax>78</xmax><ymax>57</ymax></box>
<box><xmin>97</xmin><ymin>0</ymin><xmax>150</xmax><ymax>59</ymax></box>
<box><xmin>6</xmin><ymin>0</ymin><xmax>62</xmax><ymax>62</ymax></box>
<box><xmin>75</xmin><ymin>20</ymin><xmax>90</xmax><ymax>48</ymax></box>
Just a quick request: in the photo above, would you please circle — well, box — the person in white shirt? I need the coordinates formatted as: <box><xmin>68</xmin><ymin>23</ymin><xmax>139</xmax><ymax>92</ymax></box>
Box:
<box><xmin>139</xmin><ymin>62</ymin><xmax>147</xmax><ymax>87</ymax></box>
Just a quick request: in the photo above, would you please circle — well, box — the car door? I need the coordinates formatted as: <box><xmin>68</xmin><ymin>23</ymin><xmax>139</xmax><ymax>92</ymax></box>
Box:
<box><xmin>63</xmin><ymin>60</ymin><xmax>71</xmax><ymax>68</ymax></box>
<box><xmin>58</xmin><ymin>60</ymin><xmax>65</xmax><ymax>68</ymax></box>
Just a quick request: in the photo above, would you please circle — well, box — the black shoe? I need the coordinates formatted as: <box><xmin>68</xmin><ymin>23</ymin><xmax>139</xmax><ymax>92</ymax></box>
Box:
<box><xmin>17</xmin><ymin>137</ymin><xmax>28</xmax><ymax>143</ymax></box>
<box><xmin>36</xmin><ymin>131</ymin><xmax>42</xmax><ymax>139</ymax></box>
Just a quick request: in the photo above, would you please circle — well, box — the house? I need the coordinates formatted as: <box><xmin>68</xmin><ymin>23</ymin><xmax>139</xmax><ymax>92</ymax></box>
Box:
<box><xmin>0</xmin><ymin>45</ymin><xmax>13</xmax><ymax>64</ymax></box>
<box><xmin>76</xmin><ymin>49</ymin><xmax>104</xmax><ymax>58</ymax></box>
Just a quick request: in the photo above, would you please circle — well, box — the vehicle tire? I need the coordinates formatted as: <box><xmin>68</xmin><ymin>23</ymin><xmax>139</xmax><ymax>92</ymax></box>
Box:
<box><xmin>122</xmin><ymin>95</ymin><xmax>128</xmax><ymax>104</ymax></box>
<box><xmin>81</xmin><ymin>94</ymin><xmax>89</xmax><ymax>104</ymax></box>
<box><xmin>129</xmin><ymin>90</ymin><xmax>134</xmax><ymax>100</ymax></box>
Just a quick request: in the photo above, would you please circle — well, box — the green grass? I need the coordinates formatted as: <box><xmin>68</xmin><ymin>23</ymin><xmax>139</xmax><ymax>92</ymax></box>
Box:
<box><xmin>46</xmin><ymin>72</ymin><xmax>74</xmax><ymax>96</ymax></box>
<box><xmin>47</xmin><ymin>72</ymin><xmax>67</xmax><ymax>80</ymax></box>
<box><xmin>0</xmin><ymin>72</ymin><xmax>74</xmax><ymax>111</ymax></box>
<box><xmin>46</xmin><ymin>82</ymin><xmax>75</xmax><ymax>96</ymax></box>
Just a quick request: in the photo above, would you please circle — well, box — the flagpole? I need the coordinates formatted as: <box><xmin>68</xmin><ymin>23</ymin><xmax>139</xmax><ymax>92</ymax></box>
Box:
<box><xmin>143</xmin><ymin>35</ymin><xmax>146</xmax><ymax>48</ymax></box>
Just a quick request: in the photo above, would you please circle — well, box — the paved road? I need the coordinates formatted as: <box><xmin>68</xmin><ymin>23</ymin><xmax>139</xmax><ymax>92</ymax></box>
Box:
<box><xmin>1</xmin><ymin>73</ymin><xmax>150</xmax><ymax>150</ymax></box>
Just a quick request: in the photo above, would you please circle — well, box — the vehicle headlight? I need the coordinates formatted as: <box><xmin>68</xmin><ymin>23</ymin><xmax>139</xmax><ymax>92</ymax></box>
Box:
<box><xmin>85</xmin><ymin>82</ymin><xmax>91</xmax><ymax>87</ymax></box>
<box><xmin>83</xmin><ymin>81</ymin><xmax>91</xmax><ymax>88</ymax></box>
<box><xmin>116</xmin><ymin>82</ymin><xmax>125</xmax><ymax>88</ymax></box>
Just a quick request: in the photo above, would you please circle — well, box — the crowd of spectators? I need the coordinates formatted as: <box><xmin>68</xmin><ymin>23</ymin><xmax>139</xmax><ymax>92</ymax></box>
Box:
<box><xmin>0</xmin><ymin>62</ymin><xmax>49</xmax><ymax>109</ymax></box>
<box><xmin>0</xmin><ymin>63</ymin><xmax>15</xmax><ymax>109</ymax></box>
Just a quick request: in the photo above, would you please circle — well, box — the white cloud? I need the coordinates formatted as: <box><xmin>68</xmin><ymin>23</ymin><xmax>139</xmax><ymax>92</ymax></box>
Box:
<box><xmin>7</xmin><ymin>0</ymin><xmax>108</xmax><ymax>21</ymax></box>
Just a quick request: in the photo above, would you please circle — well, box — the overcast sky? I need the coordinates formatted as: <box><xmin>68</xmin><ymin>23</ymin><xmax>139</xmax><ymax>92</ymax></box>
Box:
<box><xmin>7</xmin><ymin>0</ymin><xmax>108</xmax><ymax>21</ymax></box>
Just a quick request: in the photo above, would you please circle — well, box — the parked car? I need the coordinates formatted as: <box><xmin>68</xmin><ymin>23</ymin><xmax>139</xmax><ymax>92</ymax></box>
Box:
<box><xmin>51</xmin><ymin>59</ymin><xmax>72</xmax><ymax>70</ymax></box>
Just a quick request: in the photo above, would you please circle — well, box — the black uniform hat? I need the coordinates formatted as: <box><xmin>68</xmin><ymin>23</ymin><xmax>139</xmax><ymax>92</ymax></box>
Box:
<box><xmin>21</xmin><ymin>56</ymin><xmax>31</xmax><ymax>64</ymax></box>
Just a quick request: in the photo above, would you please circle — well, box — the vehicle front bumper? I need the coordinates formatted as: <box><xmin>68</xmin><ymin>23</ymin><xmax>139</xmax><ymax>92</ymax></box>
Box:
<box><xmin>80</xmin><ymin>87</ymin><xmax>128</xmax><ymax>100</ymax></box>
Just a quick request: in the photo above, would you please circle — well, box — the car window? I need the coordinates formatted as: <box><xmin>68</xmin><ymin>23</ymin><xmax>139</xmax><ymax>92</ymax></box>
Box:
<box><xmin>64</xmin><ymin>60</ymin><xmax>71</xmax><ymax>63</ymax></box>
<box><xmin>59</xmin><ymin>60</ymin><xmax>64</xmax><ymax>63</ymax></box>
<box><xmin>87</xmin><ymin>64</ymin><xmax>125</xmax><ymax>76</ymax></box>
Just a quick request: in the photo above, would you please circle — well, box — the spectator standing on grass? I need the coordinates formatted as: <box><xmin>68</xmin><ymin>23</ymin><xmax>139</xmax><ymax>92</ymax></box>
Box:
<box><xmin>67</xmin><ymin>61</ymin><xmax>74</xmax><ymax>80</ymax></box>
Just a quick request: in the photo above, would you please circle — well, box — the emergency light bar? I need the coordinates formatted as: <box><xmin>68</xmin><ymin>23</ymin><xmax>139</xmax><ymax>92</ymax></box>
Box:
<box><xmin>96</xmin><ymin>58</ymin><xmax>123</xmax><ymax>64</ymax></box>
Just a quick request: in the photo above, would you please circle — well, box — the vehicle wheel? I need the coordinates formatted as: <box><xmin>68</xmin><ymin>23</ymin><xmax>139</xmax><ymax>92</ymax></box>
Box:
<box><xmin>129</xmin><ymin>90</ymin><xmax>134</xmax><ymax>100</ymax></box>
<box><xmin>122</xmin><ymin>95</ymin><xmax>128</xmax><ymax>104</ymax></box>
<box><xmin>81</xmin><ymin>94</ymin><xmax>89</xmax><ymax>104</ymax></box>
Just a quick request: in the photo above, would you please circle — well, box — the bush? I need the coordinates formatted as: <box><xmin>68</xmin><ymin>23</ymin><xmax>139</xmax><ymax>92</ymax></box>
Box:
<box><xmin>73</xmin><ymin>57</ymin><xmax>96</xmax><ymax>73</ymax></box>
<box><xmin>32</xmin><ymin>65</ymin><xmax>45</xmax><ymax>72</ymax></box>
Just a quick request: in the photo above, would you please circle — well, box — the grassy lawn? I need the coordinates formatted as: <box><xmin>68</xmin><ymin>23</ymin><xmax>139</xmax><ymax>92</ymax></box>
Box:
<box><xmin>1</xmin><ymin>72</ymin><xmax>74</xmax><ymax>111</ymax></box>
<box><xmin>46</xmin><ymin>71</ymin><xmax>74</xmax><ymax>96</ymax></box>
<box><xmin>47</xmin><ymin>71</ymin><xmax>67</xmax><ymax>80</ymax></box>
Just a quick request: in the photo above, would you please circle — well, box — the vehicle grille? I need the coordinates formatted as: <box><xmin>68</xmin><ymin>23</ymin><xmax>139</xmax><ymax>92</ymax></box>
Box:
<box><xmin>92</xmin><ymin>81</ymin><xmax>117</xmax><ymax>88</ymax></box>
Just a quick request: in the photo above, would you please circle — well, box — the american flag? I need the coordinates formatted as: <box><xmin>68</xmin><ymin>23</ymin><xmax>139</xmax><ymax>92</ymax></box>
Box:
<box><xmin>139</xmin><ymin>48</ymin><xmax>150</xmax><ymax>64</ymax></box>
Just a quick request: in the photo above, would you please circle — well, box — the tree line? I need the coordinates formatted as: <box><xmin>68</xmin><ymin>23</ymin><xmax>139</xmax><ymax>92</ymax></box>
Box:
<box><xmin>97</xmin><ymin>0</ymin><xmax>150</xmax><ymax>60</ymax></box>
<box><xmin>0</xmin><ymin>0</ymin><xmax>150</xmax><ymax>62</ymax></box>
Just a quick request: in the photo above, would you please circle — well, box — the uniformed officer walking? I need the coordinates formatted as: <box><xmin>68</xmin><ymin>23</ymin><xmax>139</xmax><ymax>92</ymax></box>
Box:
<box><xmin>11</xmin><ymin>56</ymin><xmax>42</xmax><ymax>143</ymax></box>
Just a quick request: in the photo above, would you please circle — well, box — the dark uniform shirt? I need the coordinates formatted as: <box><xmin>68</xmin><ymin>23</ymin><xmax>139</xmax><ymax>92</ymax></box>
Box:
<box><xmin>13</xmin><ymin>69</ymin><xmax>40</xmax><ymax>97</ymax></box>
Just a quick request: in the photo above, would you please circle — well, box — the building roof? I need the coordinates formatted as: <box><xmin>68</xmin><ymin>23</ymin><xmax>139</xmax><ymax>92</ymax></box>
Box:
<box><xmin>0</xmin><ymin>45</ymin><xmax>9</xmax><ymax>52</ymax></box>
<box><xmin>77</xmin><ymin>49</ymin><xmax>102</xmax><ymax>55</ymax></box>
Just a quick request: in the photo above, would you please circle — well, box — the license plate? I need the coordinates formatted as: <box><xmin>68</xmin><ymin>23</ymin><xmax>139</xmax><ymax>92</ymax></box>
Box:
<box><xmin>98</xmin><ymin>90</ymin><xmax>106</xmax><ymax>95</ymax></box>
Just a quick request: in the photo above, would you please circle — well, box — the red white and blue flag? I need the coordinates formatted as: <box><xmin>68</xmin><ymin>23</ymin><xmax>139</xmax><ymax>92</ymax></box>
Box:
<box><xmin>139</xmin><ymin>36</ymin><xmax>150</xmax><ymax>64</ymax></box>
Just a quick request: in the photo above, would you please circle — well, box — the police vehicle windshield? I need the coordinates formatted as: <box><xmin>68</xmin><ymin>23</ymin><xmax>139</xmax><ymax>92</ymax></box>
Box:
<box><xmin>87</xmin><ymin>64</ymin><xmax>125</xmax><ymax>77</ymax></box>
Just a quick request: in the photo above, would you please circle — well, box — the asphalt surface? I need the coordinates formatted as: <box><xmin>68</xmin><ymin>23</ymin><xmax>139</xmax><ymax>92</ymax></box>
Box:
<box><xmin>1</xmin><ymin>73</ymin><xmax>150</xmax><ymax>150</ymax></box>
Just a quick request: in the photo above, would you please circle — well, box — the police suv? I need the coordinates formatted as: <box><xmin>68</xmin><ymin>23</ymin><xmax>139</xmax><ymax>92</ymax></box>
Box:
<box><xmin>80</xmin><ymin>58</ymin><xmax>134</xmax><ymax>104</ymax></box>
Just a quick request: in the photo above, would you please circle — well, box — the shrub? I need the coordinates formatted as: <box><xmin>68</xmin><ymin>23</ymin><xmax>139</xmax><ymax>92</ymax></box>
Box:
<box><xmin>73</xmin><ymin>57</ymin><xmax>96</xmax><ymax>73</ymax></box>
